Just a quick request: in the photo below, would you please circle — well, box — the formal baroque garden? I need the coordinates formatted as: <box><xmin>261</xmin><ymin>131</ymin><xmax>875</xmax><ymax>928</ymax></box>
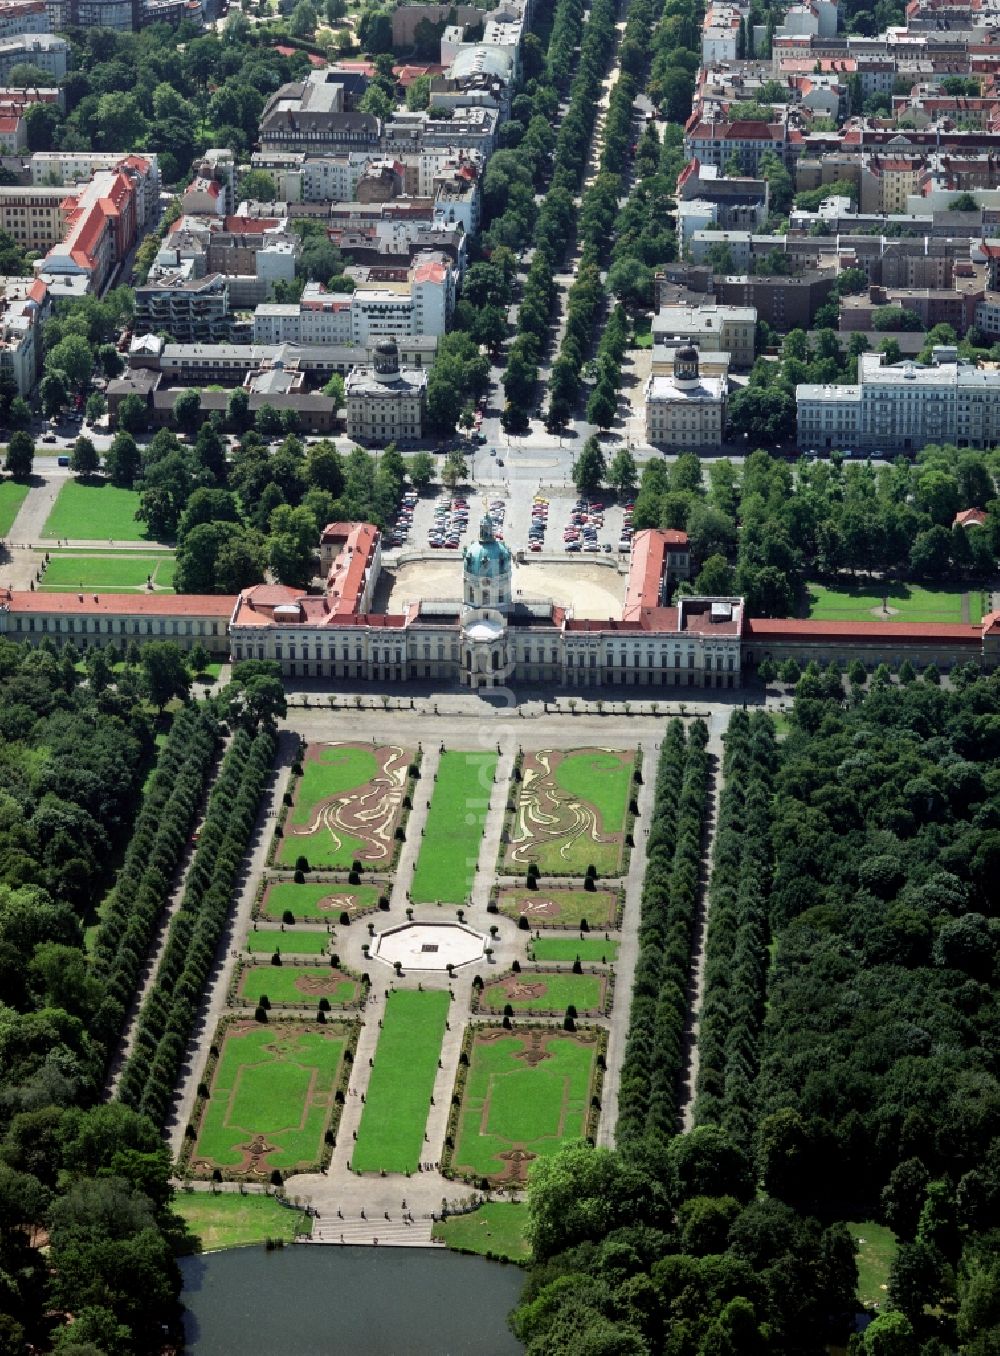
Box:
<box><xmin>448</xmin><ymin>1026</ymin><xmax>603</xmax><ymax>1185</ymax></box>
<box><xmin>409</xmin><ymin>749</ymin><xmax>499</xmax><ymax>904</ymax></box>
<box><xmin>186</xmin><ymin>1020</ymin><xmax>357</xmax><ymax>1180</ymax></box>
<box><xmin>502</xmin><ymin>748</ymin><xmax>638</xmax><ymax>875</ymax></box>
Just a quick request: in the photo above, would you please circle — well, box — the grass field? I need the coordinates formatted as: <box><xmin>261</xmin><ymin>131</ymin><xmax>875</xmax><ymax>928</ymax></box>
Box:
<box><xmin>481</xmin><ymin>972</ymin><xmax>604</xmax><ymax>1014</ymax></box>
<box><xmin>237</xmin><ymin>965</ymin><xmax>360</xmax><ymax>1008</ymax></box>
<box><xmin>805</xmin><ymin>581</ymin><xmax>981</xmax><ymax>624</ymax></box>
<box><xmin>528</xmin><ymin>936</ymin><xmax>619</xmax><ymax>963</ymax></box>
<box><xmin>452</xmin><ymin>1029</ymin><xmax>597</xmax><ymax>1182</ymax></box>
<box><xmin>42</xmin><ymin>481</ymin><xmax>150</xmax><ymax>542</ymax></box>
<box><xmin>505</xmin><ymin>749</ymin><xmax>633</xmax><ymax>875</ymax></box>
<box><xmin>410</xmin><ymin>750</ymin><xmax>498</xmax><ymax>904</ymax></box>
<box><xmin>846</xmin><ymin>1220</ymin><xmax>898</xmax><ymax>1307</ymax></box>
<box><xmin>41</xmin><ymin>551</ymin><xmax>176</xmax><ymax>592</ymax></box>
<box><xmin>432</xmin><ymin>1201</ymin><xmax>530</xmax><ymax>1262</ymax></box>
<box><xmin>0</xmin><ymin>479</ymin><xmax>29</xmax><ymax>535</ymax></box>
<box><xmin>260</xmin><ymin>880</ymin><xmax>381</xmax><ymax>922</ymax></box>
<box><xmin>175</xmin><ymin>1191</ymin><xmax>313</xmax><ymax>1253</ymax></box>
<box><xmin>497</xmin><ymin>887</ymin><xmax>617</xmax><ymax>930</ymax></box>
<box><xmin>277</xmin><ymin>742</ymin><xmax>411</xmax><ymax>868</ymax></box>
<box><xmin>192</xmin><ymin>1023</ymin><xmax>349</xmax><ymax>1174</ymax></box>
<box><xmin>248</xmin><ymin>929</ymin><xmax>330</xmax><ymax>956</ymax></box>
<box><xmin>352</xmin><ymin>989</ymin><xmax>449</xmax><ymax>1174</ymax></box>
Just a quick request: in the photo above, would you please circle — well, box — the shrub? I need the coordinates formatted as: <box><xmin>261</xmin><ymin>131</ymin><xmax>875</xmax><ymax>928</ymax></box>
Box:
<box><xmin>271</xmin><ymin>950</ymin><xmax>282</xmax><ymax>966</ymax></box>
<box><xmin>282</xmin><ymin>909</ymin><xmax>295</xmax><ymax>924</ymax></box>
<box><xmin>295</xmin><ymin>855</ymin><xmax>309</xmax><ymax>872</ymax></box>
<box><xmin>254</xmin><ymin>1005</ymin><xmax>268</xmax><ymax>1023</ymax></box>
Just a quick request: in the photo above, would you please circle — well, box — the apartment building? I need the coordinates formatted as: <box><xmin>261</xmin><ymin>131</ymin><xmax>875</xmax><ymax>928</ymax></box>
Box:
<box><xmin>684</xmin><ymin>117</ymin><xmax>791</xmax><ymax>173</ymax></box>
<box><xmin>0</xmin><ymin>1</ymin><xmax>48</xmax><ymax>40</ymax></box>
<box><xmin>134</xmin><ymin>272</ymin><xmax>231</xmax><ymax>343</ymax></box>
<box><xmin>797</xmin><ymin>350</ymin><xmax>1000</xmax><ymax>452</ymax></box>
<box><xmin>652</xmin><ymin>300</ymin><xmax>757</xmax><ymax>367</ymax></box>
<box><xmin>0</xmin><ymin>33</ymin><xmax>66</xmax><ymax>81</ymax></box>
<box><xmin>0</xmin><ymin>273</ymin><xmax>45</xmax><ymax>394</ymax></box>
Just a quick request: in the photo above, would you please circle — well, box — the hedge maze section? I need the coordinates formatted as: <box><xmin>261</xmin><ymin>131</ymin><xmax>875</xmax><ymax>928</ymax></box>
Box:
<box><xmin>480</xmin><ymin>972</ymin><xmax>606</xmax><ymax>1016</ymax></box>
<box><xmin>277</xmin><ymin>742</ymin><xmax>413</xmax><ymax>868</ymax></box>
<box><xmin>504</xmin><ymin>749</ymin><xmax>635</xmax><ymax>875</ymax></box>
<box><xmin>190</xmin><ymin>1022</ymin><xmax>352</xmax><ymax>1177</ymax></box>
<box><xmin>497</xmin><ymin>886</ymin><xmax>618</xmax><ymax>930</ymax></box>
<box><xmin>237</xmin><ymin>965</ymin><xmax>361</xmax><ymax>1009</ymax></box>
<box><xmin>451</xmin><ymin>1028</ymin><xmax>600</xmax><ymax>1184</ymax></box>
<box><xmin>260</xmin><ymin>880</ymin><xmax>382</xmax><ymax>922</ymax></box>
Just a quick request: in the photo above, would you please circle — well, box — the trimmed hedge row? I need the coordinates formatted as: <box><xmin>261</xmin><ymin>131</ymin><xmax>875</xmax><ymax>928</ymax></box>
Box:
<box><xmin>117</xmin><ymin>726</ymin><xmax>276</xmax><ymax>1125</ymax></box>
<box><xmin>693</xmin><ymin>710</ymin><xmax>776</xmax><ymax>1146</ymax></box>
<box><xmin>615</xmin><ymin>719</ymin><xmax>689</xmax><ymax>1148</ymax></box>
<box><xmin>91</xmin><ymin>704</ymin><xmax>220</xmax><ymax>1051</ymax></box>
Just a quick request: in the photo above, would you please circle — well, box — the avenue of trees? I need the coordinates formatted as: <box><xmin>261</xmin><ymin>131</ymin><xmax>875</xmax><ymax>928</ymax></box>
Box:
<box><xmin>117</xmin><ymin>721</ymin><xmax>277</xmax><ymax>1125</ymax></box>
<box><xmin>0</xmin><ymin>644</ymin><xmax>282</xmax><ymax>1352</ymax></box>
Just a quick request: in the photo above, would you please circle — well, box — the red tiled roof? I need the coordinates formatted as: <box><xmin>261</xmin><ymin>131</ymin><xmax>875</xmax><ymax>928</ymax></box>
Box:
<box><xmin>1</xmin><ymin>589</ymin><xmax>234</xmax><ymax>616</ymax></box>
<box><xmin>954</xmin><ymin>507</ymin><xmax>987</xmax><ymax>527</ymax></box>
<box><xmin>745</xmin><ymin>617</ymin><xmax>980</xmax><ymax>642</ymax></box>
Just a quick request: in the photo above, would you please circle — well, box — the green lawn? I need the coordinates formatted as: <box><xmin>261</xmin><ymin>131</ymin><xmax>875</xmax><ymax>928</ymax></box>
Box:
<box><xmin>452</xmin><ymin>1030</ymin><xmax>597</xmax><ymax>1180</ymax></box>
<box><xmin>0</xmin><ymin>479</ymin><xmax>29</xmax><ymax>535</ymax></box>
<box><xmin>410</xmin><ymin>750</ymin><xmax>498</xmax><ymax>904</ymax></box>
<box><xmin>497</xmin><ymin>887</ymin><xmax>617</xmax><ymax>930</ymax></box>
<box><xmin>248</xmin><ymin>929</ymin><xmax>330</xmax><ymax>956</ymax></box>
<box><xmin>175</xmin><ymin>1191</ymin><xmax>313</xmax><ymax>1253</ymax></box>
<box><xmin>192</xmin><ymin>1024</ymin><xmax>348</xmax><ymax>1173</ymax></box>
<box><xmin>352</xmin><ymin>989</ymin><xmax>449</xmax><ymax>1174</ymax></box>
<box><xmin>237</xmin><ymin>965</ymin><xmax>360</xmax><ymax>1008</ymax></box>
<box><xmin>42</xmin><ymin>481</ymin><xmax>150</xmax><ymax>542</ymax></box>
<box><xmin>805</xmin><ymin>581</ymin><xmax>981</xmax><ymax>624</ymax></box>
<box><xmin>505</xmin><ymin>749</ymin><xmax>633</xmax><ymax>875</ymax></box>
<box><xmin>846</xmin><ymin>1220</ymin><xmax>898</xmax><ymax>1308</ymax></box>
<box><xmin>261</xmin><ymin>880</ymin><xmax>381</xmax><ymax>922</ymax></box>
<box><xmin>481</xmin><ymin>972</ymin><xmax>604</xmax><ymax>1014</ymax></box>
<box><xmin>528</xmin><ymin>936</ymin><xmax>619</xmax><ymax>963</ymax></box>
<box><xmin>40</xmin><ymin>552</ymin><xmax>176</xmax><ymax>592</ymax></box>
<box><xmin>277</xmin><ymin>742</ymin><xmax>411</xmax><ymax>868</ymax></box>
<box><xmin>432</xmin><ymin>1201</ymin><xmax>531</xmax><ymax>1262</ymax></box>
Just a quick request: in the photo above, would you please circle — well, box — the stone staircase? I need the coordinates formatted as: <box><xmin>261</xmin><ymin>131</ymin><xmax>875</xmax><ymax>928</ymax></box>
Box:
<box><xmin>309</xmin><ymin>1217</ymin><xmax>442</xmax><ymax>1248</ymax></box>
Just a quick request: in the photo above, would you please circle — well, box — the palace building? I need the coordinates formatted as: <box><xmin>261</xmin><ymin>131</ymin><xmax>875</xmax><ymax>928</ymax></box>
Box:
<box><xmin>2</xmin><ymin>519</ymin><xmax>998</xmax><ymax>683</ymax></box>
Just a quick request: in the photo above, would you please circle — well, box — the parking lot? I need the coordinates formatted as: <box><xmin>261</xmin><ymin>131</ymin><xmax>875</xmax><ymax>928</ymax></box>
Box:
<box><xmin>396</xmin><ymin>485</ymin><xmax>634</xmax><ymax>557</ymax></box>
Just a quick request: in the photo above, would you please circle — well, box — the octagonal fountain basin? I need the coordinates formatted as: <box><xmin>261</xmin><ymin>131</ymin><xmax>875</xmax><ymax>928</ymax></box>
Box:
<box><xmin>372</xmin><ymin>921</ymin><xmax>486</xmax><ymax>972</ymax></box>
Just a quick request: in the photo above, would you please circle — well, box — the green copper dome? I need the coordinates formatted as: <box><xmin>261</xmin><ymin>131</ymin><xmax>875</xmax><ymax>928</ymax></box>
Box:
<box><xmin>463</xmin><ymin>514</ymin><xmax>512</xmax><ymax>579</ymax></box>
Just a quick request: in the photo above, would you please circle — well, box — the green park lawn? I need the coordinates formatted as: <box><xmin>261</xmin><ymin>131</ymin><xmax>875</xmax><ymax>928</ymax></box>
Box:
<box><xmin>277</xmin><ymin>742</ymin><xmax>410</xmax><ymax>868</ymax></box>
<box><xmin>805</xmin><ymin>581</ymin><xmax>981</xmax><ymax>624</ymax></box>
<box><xmin>432</xmin><ymin>1201</ymin><xmax>531</xmax><ymax>1262</ymax></box>
<box><xmin>846</xmin><ymin>1220</ymin><xmax>898</xmax><ymax>1308</ymax></box>
<box><xmin>40</xmin><ymin>551</ymin><xmax>176</xmax><ymax>592</ymax></box>
<box><xmin>247</xmin><ymin>928</ymin><xmax>330</xmax><ymax>956</ymax></box>
<box><xmin>192</xmin><ymin>1023</ymin><xmax>349</xmax><ymax>1174</ymax></box>
<box><xmin>42</xmin><ymin>481</ymin><xmax>150</xmax><ymax>542</ymax></box>
<box><xmin>528</xmin><ymin>936</ymin><xmax>619</xmax><ymax>964</ymax></box>
<box><xmin>352</xmin><ymin>989</ymin><xmax>450</xmax><ymax>1174</ymax></box>
<box><xmin>506</xmin><ymin>749</ymin><xmax>633</xmax><ymax>875</ymax></box>
<box><xmin>237</xmin><ymin>964</ymin><xmax>360</xmax><ymax>1008</ymax></box>
<box><xmin>0</xmin><ymin>479</ymin><xmax>29</xmax><ymax>535</ymax></box>
<box><xmin>451</xmin><ymin>1030</ymin><xmax>597</xmax><ymax>1181</ymax></box>
<box><xmin>481</xmin><ymin>972</ymin><xmax>605</xmax><ymax>1014</ymax></box>
<box><xmin>410</xmin><ymin>750</ymin><xmax>498</xmax><ymax>904</ymax></box>
<box><xmin>497</xmin><ymin>887</ymin><xmax>617</xmax><ymax>930</ymax></box>
<box><xmin>260</xmin><ymin>879</ymin><xmax>381</xmax><ymax>922</ymax></box>
<box><xmin>175</xmin><ymin>1191</ymin><xmax>313</xmax><ymax>1253</ymax></box>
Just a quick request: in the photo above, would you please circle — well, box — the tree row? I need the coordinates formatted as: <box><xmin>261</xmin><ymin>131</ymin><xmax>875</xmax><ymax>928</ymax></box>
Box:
<box><xmin>90</xmin><ymin>703</ymin><xmax>221</xmax><ymax>1054</ymax></box>
<box><xmin>117</xmin><ymin>726</ymin><xmax>276</xmax><ymax>1126</ymax></box>
<box><xmin>693</xmin><ymin>709</ymin><xmax>776</xmax><ymax>1148</ymax></box>
<box><xmin>616</xmin><ymin>718</ymin><xmax>710</xmax><ymax>1150</ymax></box>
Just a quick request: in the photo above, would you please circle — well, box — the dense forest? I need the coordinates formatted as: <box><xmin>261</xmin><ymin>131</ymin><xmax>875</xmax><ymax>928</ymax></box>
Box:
<box><xmin>0</xmin><ymin>644</ymin><xmax>283</xmax><ymax>1353</ymax></box>
<box><xmin>515</xmin><ymin>671</ymin><xmax>1000</xmax><ymax>1353</ymax></box>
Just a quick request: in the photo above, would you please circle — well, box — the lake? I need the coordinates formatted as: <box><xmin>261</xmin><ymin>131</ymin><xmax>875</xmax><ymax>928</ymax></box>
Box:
<box><xmin>181</xmin><ymin>1245</ymin><xmax>525</xmax><ymax>1356</ymax></box>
